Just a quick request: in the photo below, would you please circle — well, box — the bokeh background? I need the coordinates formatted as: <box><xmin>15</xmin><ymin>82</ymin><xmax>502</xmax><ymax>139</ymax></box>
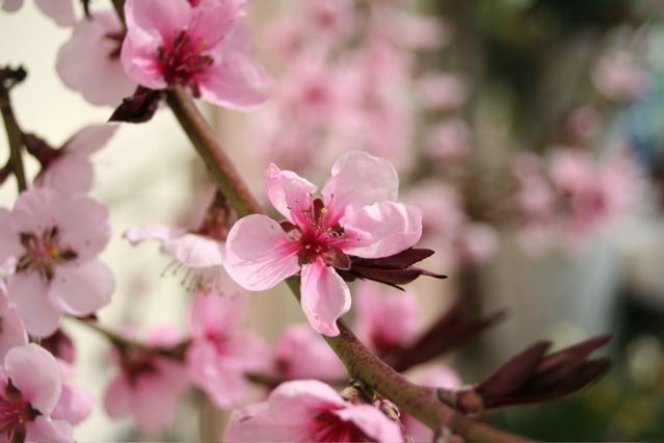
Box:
<box><xmin>3</xmin><ymin>0</ymin><xmax>664</xmax><ymax>441</ymax></box>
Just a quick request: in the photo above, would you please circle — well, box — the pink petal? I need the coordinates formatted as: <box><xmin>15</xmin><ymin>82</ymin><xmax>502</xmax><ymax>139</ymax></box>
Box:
<box><xmin>267</xmin><ymin>379</ymin><xmax>345</xmax><ymax>424</ymax></box>
<box><xmin>333</xmin><ymin>404</ymin><xmax>403</xmax><ymax>442</ymax></box>
<box><xmin>273</xmin><ymin>325</ymin><xmax>346</xmax><ymax>380</ymax></box>
<box><xmin>264</xmin><ymin>163</ymin><xmax>317</xmax><ymax>225</ymax></box>
<box><xmin>48</xmin><ymin>260</ymin><xmax>114</xmax><ymax>316</ymax></box>
<box><xmin>120</xmin><ymin>30</ymin><xmax>166</xmax><ymax>89</ymax></box>
<box><xmin>300</xmin><ymin>261</ymin><xmax>350</xmax><ymax>337</ymax></box>
<box><xmin>103</xmin><ymin>374</ymin><xmax>131</xmax><ymax>418</ymax></box>
<box><xmin>57</xmin><ymin>13</ymin><xmax>136</xmax><ymax>106</ymax></box>
<box><xmin>224</xmin><ymin>214</ymin><xmax>300</xmax><ymax>291</ymax></box>
<box><xmin>0</xmin><ymin>289</ymin><xmax>28</xmax><ymax>361</ymax></box>
<box><xmin>224</xmin><ymin>402</ymin><xmax>298</xmax><ymax>442</ymax></box>
<box><xmin>10</xmin><ymin>188</ymin><xmax>60</xmax><ymax>235</ymax></box>
<box><xmin>35</xmin><ymin>155</ymin><xmax>94</xmax><ymax>195</ymax></box>
<box><xmin>123</xmin><ymin>223</ymin><xmax>184</xmax><ymax>246</ymax></box>
<box><xmin>198</xmin><ymin>50</ymin><xmax>272</xmax><ymax>110</ymax></box>
<box><xmin>124</xmin><ymin>0</ymin><xmax>191</xmax><ymax>43</ymax></box>
<box><xmin>64</xmin><ymin>123</ymin><xmax>118</xmax><ymax>155</ymax></box>
<box><xmin>5</xmin><ymin>344</ymin><xmax>61</xmax><ymax>414</ymax></box>
<box><xmin>162</xmin><ymin>233</ymin><xmax>224</xmax><ymax>268</ymax></box>
<box><xmin>25</xmin><ymin>417</ymin><xmax>73</xmax><ymax>443</ymax></box>
<box><xmin>0</xmin><ymin>208</ymin><xmax>22</xmax><ymax>264</ymax></box>
<box><xmin>55</xmin><ymin>194</ymin><xmax>110</xmax><ymax>260</ymax></box>
<box><xmin>321</xmin><ymin>151</ymin><xmax>399</xmax><ymax>222</ymax></box>
<box><xmin>342</xmin><ymin>201</ymin><xmax>422</xmax><ymax>258</ymax></box>
<box><xmin>187</xmin><ymin>1</ymin><xmax>240</xmax><ymax>48</ymax></box>
<box><xmin>7</xmin><ymin>273</ymin><xmax>61</xmax><ymax>338</ymax></box>
<box><xmin>52</xmin><ymin>380</ymin><xmax>94</xmax><ymax>425</ymax></box>
<box><xmin>1</xmin><ymin>0</ymin><xmax>23</xmax><ymax>13</ymax></box>
<box><xmin>189</xmin><ymin>290</ymin><xmax>247</xmax><ymax>337</ymax></box>
<box><xmin>34</xmin><ymin>0</ymin><xmax>76</xmax><ymax>27</ymax></box>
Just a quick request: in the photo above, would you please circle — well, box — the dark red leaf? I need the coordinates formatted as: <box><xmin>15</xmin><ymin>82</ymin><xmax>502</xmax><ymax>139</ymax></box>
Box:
<box><xmin>109</xmin><ymin>86</ymin><xmax>163</xmax><ymax>123</ymax></box>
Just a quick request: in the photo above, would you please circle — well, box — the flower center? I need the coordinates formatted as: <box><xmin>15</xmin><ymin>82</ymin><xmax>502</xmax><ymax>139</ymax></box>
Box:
<box><xmin>281</xmin><ymin>198</ymin><xmax>350</xmax><ymax>269</ymax></box>
<box><xmin>312</xmin><ymin>410</ymin><xmax>372</xmax><ymax>442</ymax></box>
<box><xmin>158</xmin><ymin>30</ymin><xmax>214</xmax><ymax>97</ymax></box>
<box><xmin>0</xmin><ymin>381</ymin><xmax>37</xmax><ymax>442</ymax></box>
<box><xmin>16</xmin><ymin>227</ymin><xmax>77</xmax><ymax>281</ymax></box>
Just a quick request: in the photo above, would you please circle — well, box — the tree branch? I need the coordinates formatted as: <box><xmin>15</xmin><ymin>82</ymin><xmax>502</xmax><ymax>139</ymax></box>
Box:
<box><xmin>0</xmin><ymin>75</ymin><xmax>27</xmax><ymax>192</ymax></box>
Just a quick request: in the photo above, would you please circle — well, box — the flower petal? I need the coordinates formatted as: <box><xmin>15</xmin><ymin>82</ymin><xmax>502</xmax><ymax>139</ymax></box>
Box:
<box><xmin>321</xmin><ymin>151</ymin><xmax>399</xmax><ymax>222</ymax></box>
<box><xmin>300</xmin><ymin>260</ymin><xmax>350</xmax><ymax>336</ymax></box>
<box><xmin>189</xmin><ymin>290</ymin><xmax>247</xmax><ymax>337</ymax></box>
<box><xmin>55</xmin><ymin>195</ymin><xmax>111</xmax><ymax>260</ymax></box>
<box><xmin>1</xmin><ymin>0</ymin><xmax>23</xmax><ymax>13</ymax></box>
<box><xmin>264</xmin><ymin>163</ymin><xmax>317</xmax><ymax>224</ymax></box>
<box><xmin>268</xmin><ymin>379</ymin><xmax>345</xmax><ymax>424</ymax></box>
<box><xmin>5</xmin><ymin>344</ymin><xmax>61</xmax><ymax>414</ymax></box>
<box><xmin>103</xmin><ymin>374</ymin><xmax>131</xmax><ymax>418</ymax></box>
<box><xmin>0</xmin><ymin>208</ymin><xmax>21</xmax><ymax>265</ymax></box>
<box><xmin>34</xmin><ymin>0</ymin><xmax>75</xmax><ymax>27</ymax></box>
<box><xmin>124</xmin><ymin>0</ymin><xmax>191</xmax><ymax>42</ymax></box>
<box><xmin>162</xmin><ymin>233</ymin><xmax>224</xmax><ymax>268</ymax></box>
<box><xmin>333</xmin><ymin>404</ymin><xmax>403</xmax><ymax>442</ymax></box>
<box><xmin>63</xmin><ymin>123</ymin><xmax>118</xmax><ymax>155</ymax></box>
<box><xmin>25</xmin><ymin>417</ymin><xmax>73</xmax><ymax>443</ymax></box>
<box><xmin>52</xmin><ymin>380</ymin><xmax>94</xmax><ymax>425</ymax></box>
<box><xmin>35</xmin><ymin>155</ymin><xmax>94</xmax><ymax>195</ymax></box>
<box><xmin>7</xmin><ymin>273</ymin><xmax>61</xmax><ymax>338</ymax></box>
<box><xmin>49</xmin><ymin>260</ymin><xmax>114</xmax><ymax>316</ymax></box>
<box><xmin>0</xmin><ymin>288</ymin><xmax>28</xmax><ymax>361</ymax></box>
<box><xmin>188</xmin><ymin>1</ymin><xmax>240</xmax><ymax>48</ymax></box>
<box><xmin>123</xmin><ymin>223</ymin><xmax>184</xmax><ymax>246</ymax></box>
<box><xmin>341</xmin><ymin>201</ymin><xmax>422</xmax><ymax>258</ymax></box>
<box><xmin>224</xmin><ymin>215</ymin><xmax>299</xmax><ymax>291</ymax></box>
<box><xmin>10</xmin><ymin>188</ymin><xmax>60</xmax><ymax>235</ymax></box>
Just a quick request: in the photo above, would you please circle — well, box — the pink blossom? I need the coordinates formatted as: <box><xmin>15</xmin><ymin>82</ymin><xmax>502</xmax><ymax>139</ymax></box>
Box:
<box><xmin>57</xmin><ymin>11</ymin><xmax>136</xmax><ymax>107</ymax></box>
<box><xmin>104</xmin><ymin>326</ymin><xmax>189</xmax><ymax>435</ymax></box>
<box><xmin>52</xmin><ymin>360</ymin><xmax>94</xmax><ymax>426</ymax></box>
<box><xmin>224</xmin><ymin>379</ymin><xmax>402</xmax><ymax>442</ymax></box>
<box><xmin>35</xmin><ymin>124</ymin><xmax>118</xmax><ymax>194</ymax></box>
<box><xmin>457</xmin><ymin>223</ymin><xmax>499</xmax><ymax>266</ymax></box>
<box><xmin>186</xmin><ymin>290</ymin><xmax>268</xmax><ymax>408</ymax></box>
<box><xmin>303</xmin><ymin>0</ymin><xmax>356</xmax><ymax>47</ymax></box>
<box><xmin>0</xmin><ymin>188</ymin><xmax>113</xmax><ymax>337</ymax></box>
<box><xmin>354</xmin><ymin>282</ymin><xmax>420</xmax><ymax>356</ymax></box>
<box><xmin>271</xmin><ymin>325</ymin><xmax>346</xmax><ymax>381</ymax></box>
<box><xmin>0</xmin><ymin>283</ymin><xmax>28</xmax><ymax>360</ymax></box>
<box><xmin>417</xmin><ymin>73</ymin><xmax>468</xmax><ymax>111</ymax></box>
<box><xmin>2</xmin><ymin>0</ymin><xmax>75</xmax><ymax>26</ymax></box>
<box><xmin>0</xmin><ymin>343</ymin><xmax>73</xmax><ymax>443</ymax></box>
<box><xmin>591</xmin><ymin>50</ymin><xmax>647</xmax><ymax>102</ymax></box>
<box><xmin>424</xmin><ymin>118</ymin><xmax>472</xmax><ymax>161</ymax></box>
<box><xmin>121</xmin><ymin>0</ymin><xmax>271</xmax><ymax>109</ymax></box>
<box><xmin>224</xmin><ymin>151</ymin><xmax>422</xmax><ymax>336</ymax></box>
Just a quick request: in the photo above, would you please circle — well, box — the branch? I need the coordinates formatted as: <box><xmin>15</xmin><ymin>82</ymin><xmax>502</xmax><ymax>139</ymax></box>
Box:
<box><xmin>0</xmin><ymin>69</ymin><xmax>27</xmax><ymax>192</ymax></box>
<box><xmin>166</xmin><ymin>89</ymin><xmax>530</xmax><ymax>443</ymax></box>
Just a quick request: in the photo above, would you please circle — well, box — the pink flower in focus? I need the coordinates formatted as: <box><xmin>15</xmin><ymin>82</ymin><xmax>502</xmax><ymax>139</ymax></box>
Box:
<box><xmin>0</xmin><ymin>188</ymin><xmax>113</xmax><ymax>337</ymax></box>
<box><xmin>224</xmin><ymin>379</ymin><xmax>402</xmax><ymax>442</ymax></box>
<box><xmin>104</xmin><ymin>327</ymin><xmax>189</xmax><ymax>435</ymax></box>
<box><xmin>35</xmin><ymin>124</ymin><xmax>118</xmax><ymax>194</ymax></box>
<box><xmin>224</xmin><ymin>151</ymin><xmax>422</xmax><ymax>336</ymax></box>
<box><xmin>186</xmin><ymin>289</ymin><xmax>268</xmax><ymax>408</ymax></box>
<box><xmin>57</xmin><ymin>12</ymin><xmax>136</xmax><ymax>106</ymax></box>
<box><xmin>121</xmin><ymin>0</ymin><xmax>271</xmax><ymax>108</ymax></box>
<box><xmin>0</xmin><ymin>344</ymin><xmax>73</xmax><ymax>443</ymax></box>
<box><xmin>0</xmin><ymin>283</ymin><xmax>28</xmax><ymax>360</ymax></box>
<box><xmin>354</xmin><ymin>282</ymin><xmax>420</xmax><ymax>356</ymax></box>
<box><xmin>271</xmin><ymin>325</ymin><xmax>345</xmax><ymax>381</ymax></box>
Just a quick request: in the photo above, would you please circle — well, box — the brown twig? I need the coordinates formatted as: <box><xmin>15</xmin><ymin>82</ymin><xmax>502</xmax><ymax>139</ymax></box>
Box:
<box><xmin>0</xmin><ymin>70</ymin><xmax>27</xmax><ymax>192</ymax></box>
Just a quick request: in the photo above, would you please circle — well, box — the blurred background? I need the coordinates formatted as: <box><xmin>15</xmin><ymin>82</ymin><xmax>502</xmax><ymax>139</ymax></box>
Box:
<box><xmin>3</xmin><ymin>0</ymin><xmax>664</xmax><ymax>441</ymax></box>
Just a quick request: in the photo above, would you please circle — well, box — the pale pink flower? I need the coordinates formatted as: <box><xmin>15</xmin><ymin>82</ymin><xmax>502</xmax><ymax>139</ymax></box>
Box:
<box><xmin>424</xmin><ymin>118</ymin><xmax>472</xmax><ymax>161</ymax></box>
<box><xmin>303</xmin><ymin>0</ymin><xmax>356</xmax><ymax>46</ymax></box>
<box><xmin>57</xmin><ymin>12</ymin><xmax>136</xmax><ymax>107</ymax></box>
<box><xmin>2</xmin><ymin>0</ymin><xmax>75</xmax><ymax>26</ymax></box>
<box><xmin>354</xmin><ymin>282</ymin><xmax>420</xmax><ymax>356</ymax></box>
<box><xmin>35</xmin><ymin>124</ymin><xmax>118</xmax><ymax>194</ymax></box>
<box><xmin>52</xmin><ymin>360</ymin><xmax>94</xmax><ymax>426</ymax></box>
<box><xmin>186</xmin><ymin>289</ymin><xmax>268</xmax><ymax>408</ymax></box>
<box><xmin>591</xmin><ymin>50</ymin><xmax>647</xmax><ymax>102</ymax></box>
<box><xmin>104</xmin><ymin>326</ymin><xmax>189</xmax><ymax>435</ymax></box>
<box><xmin>0</xmin><ymin>343</ymin><xmax>74</xmax><ymax>443</ymax></box>
<box><xmin>224</xmin><ymin>151</ymin><xmax>422</xmax><ymax>336</ymax></box>
<box><xmin>124</xmin><ymin>223</ymin><xmax>225</xmax><ymax>290</ymax></box>
<box><xmin>121</xmin><ymin>0</ymin><xmax>271</xmax><ymax>109</ymax></box>
<box><xmin>0</xmin><ymin>283</ymin><xmax>28</xmax><ymax>360</ymax></box>
<box><xmin>381</xmin><ymin>9</ymin><xmax>450</xmax><ymax>50</ymax></box>
<box><xmin>0</xmin><ymin>188</ymin><xmax>113</xmax><ymax>337</ymax></box>
<box><xmin>271</xmin><ymin>325</ymin><xmax>345</xmax><ymax>381</ymax></box>
<box><xmin>224</xmin><ymin>379</ymin><xmax>402</xmax><ymax>442</ymax></box>
<box><xmin>457</xmin><ymin>223</ymin><xmax>499</xmax><ymax>266</ymax></box>
<box><xmin>417</xmin><ymin>73</ymin><xmax>468</xmax><ymax>111</ymax></box>
<box><xmin>403</xmin><ymin>366</ymin><xmax>461</xmax><ymax>442</ymax></box>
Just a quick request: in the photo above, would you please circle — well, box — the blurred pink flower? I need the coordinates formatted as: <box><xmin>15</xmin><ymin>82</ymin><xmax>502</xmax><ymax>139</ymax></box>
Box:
<box><xmin>0</xmin><ymin>188</ymin><xmax>113</xmax><ymax>337</ymax></box>
<box><xmin>0</xmin><ymin>283</ymin><xmax>28</xmax><ymax>360</ymax></box>
<box><xmin>1</xmin><ymin>0</ymin><xmax>21</xmax><ymax>12</ymax></box>
<box><xmin>224</xmin><ymin>379</ymin><xmax>402</xmax><ymax>442</ymax></box>
<box><xmin>417</xmin><ymin>73</ymin><xmax>468</xmax><ymax>111</ymax></box>
<box><xmin>104</xmin><ymin>326</ymin><xmax>189</xmax><ymax>435</ymax></box>
<box><xmin>52</xmin><ymin>360</ymin><xmax>94</xmax><ymax>426</ymax></box>
<box><xmin>2</xmin><ymin>0</ymin><xmax>75</xmax><ymax>26</ymax></box>
<box><xmin>35</xmin><ymin>124</ymin><xmax>118</xmax><ymax>194</ymax></box>
<box><xmin>591</xmin><ymin>50</ymin><xmax>647</xmax><ymax>102</ymax></box>
<box><xmin>424</xmin><ymin>118</ymin><xmax>472</xmax><ymax>161</ymax></box>
<box><xmin>0</xmin><ymin>343</ymin><xmax>73</xmax><ymax>443</ymax></box>
<box><xmin>57</xmin><ymin>11</ymin><xmax>136</xmax><ymax>107</ymax></box>
<box><xmin>186</xmin><ymin>289</ymin><xmax>268</xmax><ymax>408</ymax></box>
<box><xmin>271</xmin><ymin>325</ymin><xmax>346</xmax><ymax>381</ymax></box>
<box><xmin>457</xmin><ymin>222</ymin><xmax>499</xmax><ymax>266</ymax></box>
<box><xmin>121</xmin><ymin>0</ymin><xmax>271</xmax><ymax>108</ymax></box>
<box><xmin>354</xmin><ymin>281</ymin><xmax>420</xmax><ymax>356</ymax></box>
<box><xmin>224</xmin><ymin>151</ymin><xmax>422</xmax><ymax>336</ymax></box>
